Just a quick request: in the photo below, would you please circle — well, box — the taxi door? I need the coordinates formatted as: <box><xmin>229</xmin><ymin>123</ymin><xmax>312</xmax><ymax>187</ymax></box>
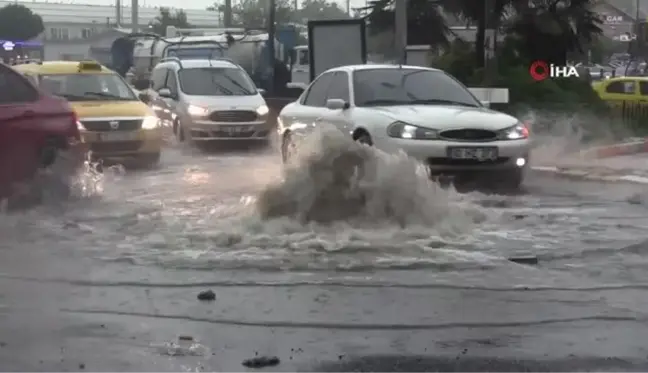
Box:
<box><xmin>637</xmin><ymin>81</ymin><xmax>648</xmax><ymax>120</ymax></box>
<box><xmin>599</xmin><ymin>79</ymin><xmax>639</xmax><ymax>119</ymax></box>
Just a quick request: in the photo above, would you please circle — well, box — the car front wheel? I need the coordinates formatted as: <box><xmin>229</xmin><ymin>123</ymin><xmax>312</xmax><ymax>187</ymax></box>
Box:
<box><xmin>500</xmin><ymin>168</ymin><xmax>525</xmax><ymax>190</ymax></box>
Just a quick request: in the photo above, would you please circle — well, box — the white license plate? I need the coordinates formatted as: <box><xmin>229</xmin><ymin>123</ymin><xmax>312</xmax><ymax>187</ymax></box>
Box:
<box><xmin>99</xmin><ymin>131</ymin><xmax>139</xmax><ymax>142</ymax></box>
<box><xmin>448</xmin><ymin>147</ymin><xmax>498</xmax><ymax>160</ymax></box>
<box><xmin>220</xmin><ymin>125</ymin><xmax>252</xmax><ymax>133</ymax></box>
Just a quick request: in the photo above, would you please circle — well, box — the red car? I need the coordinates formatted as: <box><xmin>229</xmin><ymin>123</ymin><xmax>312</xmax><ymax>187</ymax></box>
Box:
<box><xmin>0</xmin><ymin>62</ymin><xmax>86</xmax><ymax>200</ymax></box>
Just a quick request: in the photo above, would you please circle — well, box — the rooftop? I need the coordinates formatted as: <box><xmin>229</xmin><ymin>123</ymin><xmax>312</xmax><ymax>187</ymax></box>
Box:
<box><xmin>0</xmin><ymin>0</ymin><xmax>221</xmax><ymax>26</ymax></box>
<box><xmin>157</xmin><ymin>58</ymin><xmax>239</xmax><ymax>69</ymax></box>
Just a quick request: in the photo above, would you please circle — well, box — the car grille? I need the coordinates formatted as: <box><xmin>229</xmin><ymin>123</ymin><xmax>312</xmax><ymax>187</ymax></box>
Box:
<box><xmin>439</xmin><ymin>129</ymin><xmax>497</xmax><ymax>142</ymax></box>
<box><xmin>82</xmin><ymin>119</ymin><xmax>143</xmax><ymax>132</ymax></box>
<box><xmin>90</xmin><ymin>141</ymin><xmax>142</xmax><ymax>153</ymax></box>
<box><xmin>428</xmin><ymin>157</ymin><xmax>510</xmax><ymax>166</ymax></box>
<box><xmin>208</xmin><ymin>110</ymin><xmax>257</xmax><ymax>122</ymax></box>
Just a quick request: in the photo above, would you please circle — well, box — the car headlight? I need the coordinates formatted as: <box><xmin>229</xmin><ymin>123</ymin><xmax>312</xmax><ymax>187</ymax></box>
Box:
<box><xmin>256</xmin><ymin>104</ymin><xmax>269</xmax><ymax>117</ymax></box>
<box><xmin>141</xmin><ymin>116</ymin><xmax>161</xmax><ymax>130</ymax></box>
<box><xmin>187</xmin><ymin>105</ymin><xmax>209</xmax><ymax>117</ymax></box>
<box><xmin>386</xmin><ymin>121</ymin><xmax>438</xmax><ymax>140</ymax></box>
<box><xmin>498</xmin><ymin>122</ymin><xmax>529</xmax><ymax>140</ymax></box>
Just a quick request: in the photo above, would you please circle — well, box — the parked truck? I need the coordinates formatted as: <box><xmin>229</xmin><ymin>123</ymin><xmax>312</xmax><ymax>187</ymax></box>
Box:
<box><xmin>110</xmin><ymin>24</ymin><xmax>301</xmax><ymax>96</ymax></box>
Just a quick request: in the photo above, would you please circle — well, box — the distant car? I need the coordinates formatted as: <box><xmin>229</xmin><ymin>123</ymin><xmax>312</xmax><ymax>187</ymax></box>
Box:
<box><xmin>13</xmin><ymin>60</ymin><xmax>163</xmax><ymax>166</ymax></box>
<box><xmin>147</xmin><ymin>57</ymin><xmax>270</xmax><ymax>144</ymax></box>
<box><xmin>278</xmin><ymin>65</ymin><xmax>531</xmax><ymax>188</ymax></box>
<box><xmin>0</xmin><ymin>62</ymin><xmax>85</xmax><ymax>199</ymax></box>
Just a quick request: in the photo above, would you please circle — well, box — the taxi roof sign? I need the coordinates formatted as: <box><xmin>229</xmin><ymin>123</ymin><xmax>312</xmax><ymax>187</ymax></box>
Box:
<box><xmin>78</xmin><ymin>61</ymin><xmax>102</xmax><ymax>71</ymax></box>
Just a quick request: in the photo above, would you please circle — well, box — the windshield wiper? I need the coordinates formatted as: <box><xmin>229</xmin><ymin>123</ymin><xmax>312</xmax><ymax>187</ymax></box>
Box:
<box><xmin>57</xmin><ymin>93</ymin><xmax>88</xmax><ymax>100</ymax></box>
<box><xmin>209</xmin><ymin>75</ymin><xmax>234</xmax><ymax>95</ymax></box>
<box><xmin>83</xmin><ymin>91</ymin><xmax>129</xmax><ymax>100</ymax></box>
<box><xmin>410</xmin><ymin>99</ymin><xmax>478</xmax><ymax>107</ymax></box>
<box><xmin>221</xmin><ymin>75</ymin><xmax>253</xmax><ymax>95</ymax></box>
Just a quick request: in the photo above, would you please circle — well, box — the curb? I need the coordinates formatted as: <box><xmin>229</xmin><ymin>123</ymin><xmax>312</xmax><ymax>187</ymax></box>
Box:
<box><xmin>579</xmin><ymin>138</ymin><xmax>648</xmax><ymax>158</ymax></box>
<box><xmin>531</xmin><ymin>166</ymin><xmax>648</xmax><ymax>184</ymax></box>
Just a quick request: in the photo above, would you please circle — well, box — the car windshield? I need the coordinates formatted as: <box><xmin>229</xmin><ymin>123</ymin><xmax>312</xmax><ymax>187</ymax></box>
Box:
<box><xmin>39</xmin><ymin>73</ymin><xmax>137</xmax><ymax>101</ymax></box>
<box><xmin>178</xmin><ymin>67</ymin><xmax>257</xmax><ymax>96</ymax></box>
<box><xmin>353</xmin><ymin>68</ymin><xmax>481</xmax><ymax>107</ymax></box>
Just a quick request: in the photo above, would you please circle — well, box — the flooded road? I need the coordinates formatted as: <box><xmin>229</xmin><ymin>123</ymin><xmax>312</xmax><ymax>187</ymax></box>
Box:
<box><xmin>2</xmin><ymin>137</ymin><xmax>648</xmax><ymax>371</ymax></box>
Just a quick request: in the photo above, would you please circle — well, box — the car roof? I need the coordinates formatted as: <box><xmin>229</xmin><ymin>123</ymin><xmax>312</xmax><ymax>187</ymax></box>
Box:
<box><xmin>325</xmin><ymin>64</ymin><xmax>440</xmax><ymax>73</ymax></box>
<box><xmin>12</xmin><ymin>60</ymin><xmax>114</xmax><ymax>75</ymax></box>
<box><xmin>156</xmin><ymin>59</ymin><xmax>240</xmax><ymax>70</ymax></box>
<box><xmin>607</xmin><ymin>76</ymin><xmax>648</xmax><ymax>82</ymax></box>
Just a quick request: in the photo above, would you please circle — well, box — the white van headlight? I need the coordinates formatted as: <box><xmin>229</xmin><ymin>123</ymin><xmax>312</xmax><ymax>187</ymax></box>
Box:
<box><xmin>256</xmin><ymin>104</ymin><xmax>269</xmax><ymax>116</ymax></box>
<box><xmin>141</xmin><ymin>116</ymin><xmax>161</xmax><ymax>130</ymax></box>
<box><xmin>188</xmin><ymin>105</ymin><xmax>209</xmax><ymax>117</ymax></box>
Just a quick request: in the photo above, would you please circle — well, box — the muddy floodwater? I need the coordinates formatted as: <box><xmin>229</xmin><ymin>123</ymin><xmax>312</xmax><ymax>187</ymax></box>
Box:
<box><xmin>2</xmin><ymin>128</ymin><xmax>648</xmax><ymax>371</ymax></box>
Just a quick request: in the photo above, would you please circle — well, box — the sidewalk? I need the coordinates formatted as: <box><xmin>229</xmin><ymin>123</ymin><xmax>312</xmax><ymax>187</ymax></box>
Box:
<box><xmin>531</xmin><ymin>138</ymin><xmax>648</xmax><ymax>184</ymax></box>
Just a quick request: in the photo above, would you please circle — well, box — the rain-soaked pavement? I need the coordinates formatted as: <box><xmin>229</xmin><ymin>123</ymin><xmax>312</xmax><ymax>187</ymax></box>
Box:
<box><xmin>2</xmin><ymin>135</ymin><xmax>648</xmax><ymax>372</ymax></box>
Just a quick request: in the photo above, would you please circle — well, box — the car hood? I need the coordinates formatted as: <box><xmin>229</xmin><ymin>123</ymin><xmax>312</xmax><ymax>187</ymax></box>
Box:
<box><xmin>368</xmin><ymin>105</ymin><xmax>518</xmax><ymax>130</ymax></box>
<box><xmin>185</xmin><ymin>94</ymin><xmax>266</xmax><ymax>110</ymax></box>
<box><xmin>71</xmin><ymin>100</ymin><xmax>153</xmax><ymax>119</ymax></box>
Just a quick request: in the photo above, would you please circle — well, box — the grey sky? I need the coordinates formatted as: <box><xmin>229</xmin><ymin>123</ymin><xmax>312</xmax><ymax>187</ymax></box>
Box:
<box><xmin>62</xmin><ymin>0</ymin><xmax>369</xmax><ymax>10</ymax></box>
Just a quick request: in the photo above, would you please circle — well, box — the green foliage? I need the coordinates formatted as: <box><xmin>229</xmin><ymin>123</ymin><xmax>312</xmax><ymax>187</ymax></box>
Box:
<box><xmin>230</xmin><ymin>0</ymin><xmax>294</xmax><ymax>27</ymax></box>
<box><xmin>149</xmin><ymin>8</ymin><xmax>190</xmax><ymax>35</ymax></box>
<box><xmin>297</xmin><ymin>0</ymin><xmax>349</xmax><ymax>21</ymax></box>
<box><xmin>0</xmin><ymin>4</ymin><xmax>44</xmax><ymax>41</ymax></box>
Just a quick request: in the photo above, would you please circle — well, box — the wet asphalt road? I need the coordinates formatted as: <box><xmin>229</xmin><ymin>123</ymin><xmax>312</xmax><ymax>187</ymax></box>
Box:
<box><xmin>2</xmin><ymin>141</ymin><xmax>648</xmax><ymax>371</ymax></box>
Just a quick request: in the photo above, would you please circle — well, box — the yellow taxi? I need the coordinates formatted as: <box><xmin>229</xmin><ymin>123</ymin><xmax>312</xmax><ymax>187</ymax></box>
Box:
<box><xmin>592</xmin><ymin>76</ymin><xmax>648</xmax><ymax>120</ymax></box>
<box><xmin>13</xmin><ymin>60</ymin><xmax>163</xmax><ymax>166</ymax></box>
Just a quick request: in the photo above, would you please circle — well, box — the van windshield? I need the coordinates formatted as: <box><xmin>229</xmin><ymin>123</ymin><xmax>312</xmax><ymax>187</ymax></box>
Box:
<box><xmin>178</xmin><ymin>67</ymin><xmax>257</xmax><ymax>96</ymax></box>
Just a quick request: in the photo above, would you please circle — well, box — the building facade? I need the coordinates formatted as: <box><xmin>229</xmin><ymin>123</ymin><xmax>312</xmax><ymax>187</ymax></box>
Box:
<box><xmin>0</xmin><ymin>0</ymin><xmax>223</xmax><ymax>61</ymax></box>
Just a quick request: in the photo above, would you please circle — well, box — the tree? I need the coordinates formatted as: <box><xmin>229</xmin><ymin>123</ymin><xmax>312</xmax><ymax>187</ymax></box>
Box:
<box><xmin>362</xmin><ymin>0</ymin><xmax>451</xmax><ymax>47</ymax></box>
<box><xmin>149</xmin><ymin>8</ymin><xmax>191</xmax><ymax>36</ymax></box>
<box><xmin>0</xmin><ymin>4</ymin><xmax>44</xmax><ymax>41</ymax></box>
<box><xmin>298</xmin><ymin>0</ymin><xmax>349</xmax><ymax>21</ymax></box>
<box><xmin>231</xmin><ymin>0</ymin><xmax>294</xmax><ymax>27</ymax></box>
<box><xmin>363</xmin><ymin>0</ymin><xmax>601</xmax><ymax>69</ymax></box>
<box><xmin>505</xmin><ymin>0</ymin><xmax>602</xmax><ymax>65</ymax></box>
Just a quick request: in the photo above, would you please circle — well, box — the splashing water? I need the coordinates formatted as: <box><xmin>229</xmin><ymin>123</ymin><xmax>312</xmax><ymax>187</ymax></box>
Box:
<box><xmin>256</xmin><ymin>125</ymin><xmax>485</xmax><ymax>228</ymax></box>
<box><xmin>0</xmin><ymin>150</ymin><xmax>121</xmax><ymax>212</ymax></box>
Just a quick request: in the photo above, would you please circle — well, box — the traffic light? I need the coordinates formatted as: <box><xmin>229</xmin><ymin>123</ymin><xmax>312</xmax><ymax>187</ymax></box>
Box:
<box><xmin>110</xmin><ymin>37</ymin><xmax>135</xmax><ymax>77</ymax></box>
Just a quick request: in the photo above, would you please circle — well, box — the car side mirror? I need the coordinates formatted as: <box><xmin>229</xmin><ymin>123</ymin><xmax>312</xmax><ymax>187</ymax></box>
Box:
<box><xmin>158</xmin><ymin>88</ymin><xmax>174</xmax><ymax>99</ymax></box>
<box><xmin>257</xmin><ymin>88</ymin><xmax>266</xmax><ymax>96</ymax></box>
<box><xmin>326</xmin><ymin>98</ymin><xmax>349</xmax><ymax>110</ymax></box>
<box><xmin>480</xmin><ymin>100</ymin><xmax>491</xmax><ymax>108</ymax></box>
<box><xmin>138</xmin><ymin>91</ymin><xmax>151</xmax><ymax>104</ymax></box>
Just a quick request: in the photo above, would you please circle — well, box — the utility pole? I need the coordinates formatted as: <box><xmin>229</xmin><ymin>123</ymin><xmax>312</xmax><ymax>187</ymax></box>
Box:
<box><xmin>394</xmin><ymin>0</ymin><xmax>408</xmax><ymax>64</ymax></box>
<box><xmin>483</xmin><ymin>0</ymin><xmax>496</xmax><ymax>86</ymax></box>
<box><xmin>115</xmin><ymin>0</ymin><xmax>121</xmax><ymax>26</ymax></box>
<box><xmin>131</xmin><ymin>0</ymin><xmax>138</xmax><ymax>32</ymax></box>
<box><xmin>224</xmin><ymin>0</ymin><xmax>232</xmax><ymax>27</ymax></box>
<box><xmin>267</xmin><ymin>0</ymin><xmax>276</xmax><ymax>94</ymax></box>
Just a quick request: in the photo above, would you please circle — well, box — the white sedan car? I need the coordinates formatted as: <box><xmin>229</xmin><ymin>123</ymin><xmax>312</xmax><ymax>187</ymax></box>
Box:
<box><xmin>277</xmin><ymin>64</ymin><xmax>531</xmax><ymax>188</ymax></box>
